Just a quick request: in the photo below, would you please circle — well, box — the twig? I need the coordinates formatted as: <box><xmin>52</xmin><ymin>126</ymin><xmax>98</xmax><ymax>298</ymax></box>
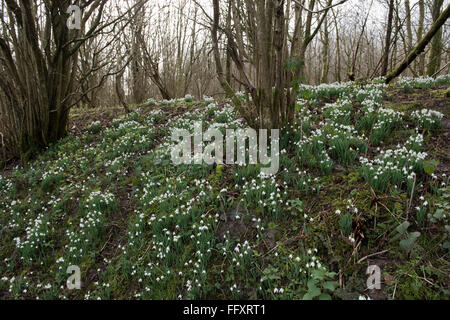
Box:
<box><xmin>100</xmin><ymin>230</ymin><xmax>114</xmax><ymax>253</ymax></box>
<box><xmin>0</xmin><ymin>132</ymin><xmax>5</xmax><ymax>160</ymax></box>
<box><xmin>392</xmin><ymin>282</ymin><xmax>397</xmax><ymax>299</ymax></box>
<box><xmin>357</xmin><ymin>249</ymin><xmax>389</xmax><ymax>264</ymax></box>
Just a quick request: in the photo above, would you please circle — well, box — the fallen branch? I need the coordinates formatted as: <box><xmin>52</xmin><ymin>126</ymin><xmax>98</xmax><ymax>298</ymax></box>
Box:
<box><xmin>385</xmin><ymin>5</ymin><xmax>450</xmax><ymax>84</ymax></box>
<box><xmin>432</xmin><ymin>62</ymin><xmax>450</xmax><ymax>78</ymax></box>
<box><xmin>357</xmin><ymin>249</ymin><xmax>389</xmax><ymax>264</ymax></box>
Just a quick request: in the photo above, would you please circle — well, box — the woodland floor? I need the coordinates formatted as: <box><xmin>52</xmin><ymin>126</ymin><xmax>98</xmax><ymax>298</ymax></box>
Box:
<box><xmin>0</xmin><ymin>79</ymin><xmax>449</xmax><ymax>300</ymax></box>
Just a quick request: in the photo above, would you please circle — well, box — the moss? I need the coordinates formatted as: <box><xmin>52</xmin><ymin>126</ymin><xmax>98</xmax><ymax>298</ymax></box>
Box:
<box><xmin>387</xmin><ymin>101</ymin><xmax>419</xmax><ymax>113</ymax></box>
<box><xmin>430</xmin><ymin>88</ymin><xmax>450</xmax><ymax>98</ymax></box>
<box><xmin>445</xmin><ymin>87</ymin><xmax>450</xmax><ymax>98</ymax></box>
<box><xmin>347</xmin><ymin>171</ymin><xmax>360</xmax><ymax>184</ymax></box>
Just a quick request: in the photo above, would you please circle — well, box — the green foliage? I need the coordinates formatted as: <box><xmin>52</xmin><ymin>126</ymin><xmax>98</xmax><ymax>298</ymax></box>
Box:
<box><xmin>87</xmin><ymin>121</ymin><xmax>102</xmax><ymax>134</ymax></box>
<box><xmin>392</xmin><ymin>221</ymin><xmax>421</xmax><ymax>253</ymax></box>
<box><xmin>284</xmin><ymin>57</ymin><xmax>305</xmax><ymax>91</ymax></box>
<box><xmin>303</xmin><ymin>269</ymin><xmax>338</xmax><ymax>300</ymax></box>
<box><xmin>0</xmin><ymin>79</ymin><xmax>448</xmax><ymax>300</ymax></box>
<box><xmin>339</xmin><ymin>214</ymin><xmax>353</xmax><ymax>237</ymax></box>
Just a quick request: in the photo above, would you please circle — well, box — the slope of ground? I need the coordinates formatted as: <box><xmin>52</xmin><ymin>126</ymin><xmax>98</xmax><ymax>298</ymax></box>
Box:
<box><xmin>0</xmin><ymin>76</ymin><xmax>449</xmax><ymax>300</ymax></box>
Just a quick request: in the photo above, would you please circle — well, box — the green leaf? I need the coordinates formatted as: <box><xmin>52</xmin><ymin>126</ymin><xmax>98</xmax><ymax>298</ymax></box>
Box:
<box><xmin>302</xmin><ymin>293</ymin><xmax>313</xmax><ymax>300</ymax></box>
<box><xmin>302</xmin><ymin>90</ymin><xmax>312</xmax><ymax>99</ymax></box>
<box><xmin>396</xmin><ymin>221</ymin><xmax>410</xmax><ymax>235</ymax></box>
<box><xmin>434</xmin><ymin>209</ymin><xmax>444</xmax><ymax>219</ymax></box>
<box><xmin>423</xmin><ymin>160</ymin><xmax>438</xmax><ymax>175</ymax></box>
<box><xmin>323</xmin><ymin>281</ymin><xmax>337</xmax><ymax>292</ymax></box>
<box><xmin>307</xmin><ymin>279</ymin><xmax>317</xmax><ymax>291</ymax></box>
<box><xmin>326</xmin><ymin>271</ymin><xmax>338</xmax><ymax>277</ymax></box>
<box><xmin>399</xmin><ymin>232</ymin><xmax>420</xmax><ymax>252</ymax></box>
<box><xmin>308</xmin><ymin>287</ymin><xmax>321</xmax><ymax>298</ymax></box>
<box><xmin>319</xmin><ymin>293</ymin><xmax>332</xmax><ymax>300</ymax></box>
<box><xmin>311</xmin><ymin>269</ymin><xmax>325</xmax><ymax>281</ymax></box>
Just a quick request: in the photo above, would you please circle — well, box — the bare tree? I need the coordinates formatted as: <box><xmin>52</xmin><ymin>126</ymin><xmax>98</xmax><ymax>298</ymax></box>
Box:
<box><xmin>0</xmin><ymin>0</ymin><xmax>140</xmax><ymax>160</ymax></box>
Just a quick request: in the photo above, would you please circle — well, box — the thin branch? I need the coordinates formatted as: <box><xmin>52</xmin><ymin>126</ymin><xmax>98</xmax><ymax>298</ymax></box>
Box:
<box><xmin>292</xmin><ymin>0</ymin><xmax>349</xmax><ymax>14</ymax></box>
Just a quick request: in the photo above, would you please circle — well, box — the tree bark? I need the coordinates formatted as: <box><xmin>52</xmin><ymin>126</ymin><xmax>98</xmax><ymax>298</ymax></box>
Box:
<box><xmin>331</xmin><ymin>8</ymin><xmax>341</xmax><ymax>82</ymax></box>
<box><xmin>416</xmin><ymin>0</ymin><xmax>426</xmax><ymax>75</ymax></box>
<box><xmin>320</xmin><ymin>15</ymin><xmax>329</xmax><ymax>83</ymax></box>
<box><xmin>427</xmin><ymin>0</ymin><xmax>445</xmax><ymax>76</ymax></box>
<box><xmin>404</xmin><ymin>0</ymin><xmax>413</xmax><ymax>52</ymax></box>
<box><xmin>381</xmin><ymin>0</ymin><xmax>395</xmax><ymax>76</ymax></box>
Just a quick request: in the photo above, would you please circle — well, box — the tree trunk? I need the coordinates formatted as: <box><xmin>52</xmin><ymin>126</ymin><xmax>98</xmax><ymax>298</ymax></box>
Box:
<box><xmin>320</xmin><ymin>15</ymin><xmax>329</xmax><ymax>83</ymax></box>
<box><xmin>404</xmin><ymin>0</ymin><xmax>413</xmax><ymax>52</ymax></box>
<box><xmin>131</xmin><ymin>2</ymin><xmax>146</xmax><ymax>105</ymax></box>
<box><xmin>416</xmin><ymin>0</ymin><xmax>426</xmax><ymax>75</ymax></box>
<box><xmin>115</xmin><ymin>71</ymin><xmax>131</xmax><ymax>113</ymax></box>
<box><xmin>427</xmin><ymin>0</ymin><xmax>445</xmax><ymax>76</ymax></box>
<box><xmin>331</xmin><ymin>9</ymin><xmax>341</xmax><ymax>82</ymax></box>
<box><xmin>381</xmin><ymin>0</ymin><xmax>395</xmax><ymax>76</ymax></box>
